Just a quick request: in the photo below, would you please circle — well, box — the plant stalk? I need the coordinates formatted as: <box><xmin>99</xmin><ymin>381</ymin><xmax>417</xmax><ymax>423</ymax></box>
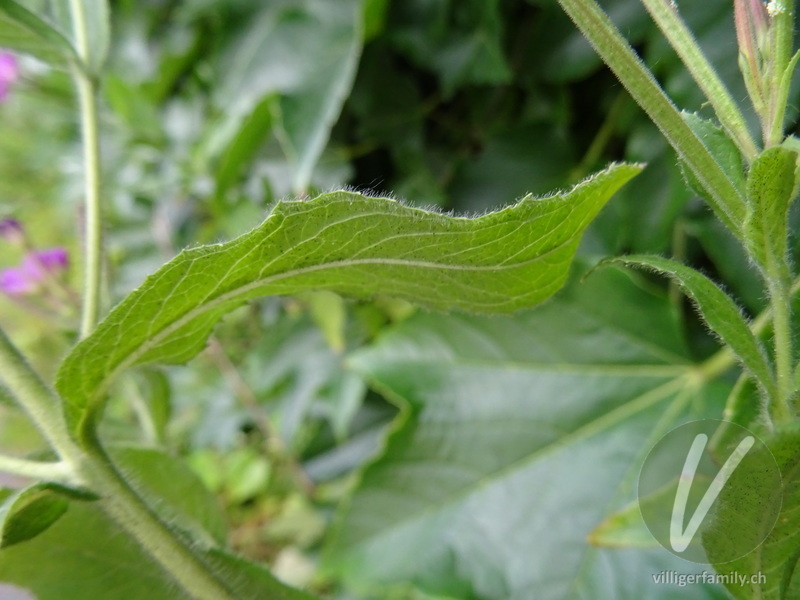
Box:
<box><xmin>767</xmin><ymin>276</ymin><xmax>793</xmax><ymax>421</ymax></box>
<box><xmin>69</xmin><ymin>0</ymin><xmax>104</xmax><ymax>338</ymax></box>
<box><xmin>0</xmin><ymin>456</ymin><xmax>74</xmax><ymax>484</ymax></box>
<box><xmin>0</xmin><ymin>329</ymin><xmax>79</xmax><ymax>462</ymax></box>
<box><xmin>75</xmin><ymin>441</ymin><xmax>238</xmax><ymax>600</ymax></box>
<box><xmin>767</xmin><ymin>0</ymin><xmax>796</xmax><ymax>146</ymax></box>
<box><xmin>641</xmin><ymin>0</ymin><xmax>759</xmax><ymax>160</ymax></box>
<box><xmin>0</xmin><ymin>328</ymin><xmax>237</xmax><ymax>599</ymax></box>
<box><xmin>556</xmin><ymin>0</ymin><xmax>747</xmax><ymax>239</ymax></box>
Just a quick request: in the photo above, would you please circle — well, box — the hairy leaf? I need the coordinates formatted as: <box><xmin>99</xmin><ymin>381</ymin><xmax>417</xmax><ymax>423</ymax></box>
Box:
<box><xmin>325</xmin><ymin>265</ymin><xmax>728</xmax><ymax>599</ymax></box>
<box><xmin>597</xmin><ymin>255</ymin><xmax>776</xmax><ymax>401</ymax></box>
<box><xmin>56</xmin><ymin>165</ymin><xmax>640</xmax><ymax>443</ymax></box>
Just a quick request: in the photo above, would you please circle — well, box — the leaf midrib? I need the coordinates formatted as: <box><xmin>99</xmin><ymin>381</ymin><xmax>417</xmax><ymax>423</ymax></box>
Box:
<box><xmin>81</xmin><ymin>242</ymin><xmax>577</xmax><ymax>415</ymax></box>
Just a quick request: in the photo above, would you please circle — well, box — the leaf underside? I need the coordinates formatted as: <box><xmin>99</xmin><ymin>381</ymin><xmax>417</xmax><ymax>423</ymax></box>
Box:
<box><xmin>55</xmin><ymin>163</ymin><xmax>640</xmax><ymax>443</ymax></box>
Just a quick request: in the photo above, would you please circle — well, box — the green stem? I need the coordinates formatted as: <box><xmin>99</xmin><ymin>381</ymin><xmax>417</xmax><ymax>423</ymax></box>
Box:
<box><xmin>0</xmin><ymin>330</ymin><xmax>78</xmax><ymax>460</ymax></box>
<box><xmin>767</xmin><ymin>276</ymin><xmax>793</xmax><ymax>422</ymax></box>
<box><xmin>0</xmin><ymin>327</ymin><xmax>236</xmax><ymax>599</ymax></box>
<box><xmin>640</xmin><ymin>0</ymin><xmax>759</xmax><ymax>160</ymax></box>
<box><xmin>0</xmin><ymin>455</ymin><xmax>75</xmax><ymax>484</ymax></box>
<box><xmin>69</xmin><ymin>0</ymin><xmax>104</xmax><ymax>339</ymax></box>
<box><xmin>767</xmin><ymin>0</ymin><xmax>797</xmax><ymax>146</ymax></box>
<box><xmin>75</xmin><ymin>441</ymin><xmax>238</xmax><ymax>600</ymax></box>
<box><xmin>556</xmin><ymin>0</ymin><xmax>747</xmax><ymax>239</ymax></box>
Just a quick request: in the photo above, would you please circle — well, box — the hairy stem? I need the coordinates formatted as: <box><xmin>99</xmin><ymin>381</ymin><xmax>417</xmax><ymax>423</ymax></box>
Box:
<box><xmin>75</xmin><ymin>440</ymin><xmax>238</xmax><ymax>600</ymax></box>
<box><xmin>556</xmin><ymin>0</ymin><xmax>747</xmax><ymax>239</ymax></box>
<box><xmin>69</xmin><ymin>0</ymin><xmax>104</xmax><ymax>338</ymax></box>
<box><xmin>767</xmin><ymin>276</ymin><xmax>793</xmax><ymax>422</ymax></box>
<box><xmin>641</xmin><ymin>0</ymin><xmax>758</xmax><ymax>160</ymax></box>
<box><xmin>0</xmin><ymin>330</ymin><xmax>78</xmax><ymax>461</ymax></box>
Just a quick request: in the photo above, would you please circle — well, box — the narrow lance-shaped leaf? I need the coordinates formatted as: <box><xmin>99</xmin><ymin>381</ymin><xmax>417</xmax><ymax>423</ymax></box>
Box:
<box><xmin>55</xmin><ymin>164</ymin><xmax>641</xmax><ymax>444</ymax></box>
<box><xmin>679</xmin><ymin>113</ymin><xmax>746</xmax><ymax>199</ymax></box>
<box><xmin>596</xmin><ymin>255</ymin><xmax>777</xmax><ymax>401</ymax></box>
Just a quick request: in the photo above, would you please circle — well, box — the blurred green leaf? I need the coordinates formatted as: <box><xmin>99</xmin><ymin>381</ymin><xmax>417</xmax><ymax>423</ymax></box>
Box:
<box><xmin>362</xmin><ymin>0</ymin><xmax>389</xmax><ymax>41</ymax></box>
<box><xmin>77</xmin><ymin>0</ymin><xmax>109</xmax><ymax>73</ymax></box>
<box><xmin>108</xmin><ymin>445</ymin><xmax>227</xmax><ymax>546</ymax></box>
<box><xmin>0</xmin><ymin>445</ymin><xmax>315</xmax><ymax>598</ymax></box>
<box><xmin>0</xmin><ymin>0</ymin><xmax>76</xmax><ymax>66</ymax></box>
<box><xmin>57</xmin><ymin>166</ymin><xmax>640</xmax><ymax>443</ymax></box>
<box><xmin>0</xmin><ymin>482</ymin><xmax>91</xmax><ymax>548</ymax></box>
<box><xmin>588</xmin><ymin>495</ymin><xmax>664</xmax><ymax>549</ymax></box>
<box><xmin>389</xmin><ymin>0</ymin><xmax>512</xmax><ymax>96</ymax></box>
<box><xmin>0</xmin><ymin>500</ymin><xmax>317</xmax><ymax>599</ymax></box>
<box><xmin>326</xmin><ymin>265</ymin><xmax>728</xmax><ymax>599</ymax></box>
<box><xmin>223</xmin><ymin>448</ymin><xmax>271</xmax><ymax>504</ymax></box>
<box><xmin>213</xmin><ymin>0</ymin><xmax>364</xmax><ymax>193</ymax></box>
<box><xmin>214</xmin><ymin>95</ymin><xmax>274</xmax><ymax>201</ymax></box>
<box><xmin>104</xmin><ymin>74</ymin><xmax>164</xmax><ymax>144</ymax></box>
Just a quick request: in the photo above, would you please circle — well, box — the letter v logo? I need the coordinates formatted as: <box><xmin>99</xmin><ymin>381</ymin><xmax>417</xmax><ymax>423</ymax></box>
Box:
<box><xmin>669</xmin><ymin>433</ymin><xmax>755</xmax><ymax>553</ymax></box>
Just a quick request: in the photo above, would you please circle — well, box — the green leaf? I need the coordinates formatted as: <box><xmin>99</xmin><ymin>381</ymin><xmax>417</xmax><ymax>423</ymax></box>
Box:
<box><xmin>48</xmin><ymin>0</ymin><xmax>109</xmax><ymax>73</ymax></box>
<box><xmin>0</xmin><ymin>0</ymin><xmax>76</xmax><ymax>66</ymax></box>
<box><xmin>587</xmin><ymin>497</ymin><xmax>658</xmax><ymax>549</ymax></box>
<box><xmin>214</xmin><ymin>95</ymin><xmax>274</xmax><ymax>201</ymax></box>
<box><xmin>704</xmin><ymin>424</ymin><xmax>800</xmax><ymax>600</ymax></box>
<box><xmin>679</xmin><ymin>113</ymin><xmax>746</xmax><ymax>199</ymax></box>
<box><xmin>273</xmin><ymin>0</ymin><xmax>363</xmax><ymax>193</ymax></box>
<box><xmin>744</xmin><ymin>146</ymin><xmax>797</xmax><ymax>281</ymax></box>
<box><xmin>56</xmin><ymin>164</ymin><xmax>640</xmax><ymax>444</ymax></box>
<box><xmin>213</xmin><ymin>0</ymin><xmax>364</xmax><ymax>194</ymax></box>
<box><xmin>325</xmin><ymin>265</ymin><xmax>729</xmax><ymax>599</ymax></box>
<box><xmin>0</xmin><ymin>482</ymin><xmax>95</xmax><ymax>548</ymax></box>
<box><xmin>597</xmin><ymin>255</ymin><xmax>776</xmax><ymax>402</ymax></box>
<box><xmin>0</xmin><ymin>494</ymin><xmax>317</xmax><ymax>599</ymax></box>
<box><xmin>389</xmin><ymin>0</ymin><xmax>512</xmax><ymax>96</ymax></box>
<box><xmin>108</xmin><ymin>445</ymin><xmax>227</xmax><ymax>547</ymax></box>
<box><xmin>0</xmin><ymin>446</ymin><xmax>316</xmax><ymax>598</ymax></box>
<box><xmin>77</xmin><ymin>0</ymin><xmax>110</xmax><ymax>73</ymax></box>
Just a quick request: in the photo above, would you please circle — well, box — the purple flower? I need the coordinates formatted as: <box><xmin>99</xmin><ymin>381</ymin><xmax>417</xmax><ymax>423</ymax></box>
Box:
<box><xmin>0</xmin><ymin>51</ymin><xmax>18</xmax><ymax>103</ymax></box>
<box><xmin>24</xmin><ymin>247</ymin><xmax>69</xmax><ymax>275</ymax></box>
<box><xmin>0</xmin><ymin>218</ymin><xmax>24</xmax><ymax>244</ymax></box>
<box><xmin>0</xmin><ymin>247</ymin><xmax>69</xmax><ymax>296</ymax></box>
<box><xmin>0</xmin><ymin>267</ymin><xmax>34</xmax><ymax>296</ymax></box>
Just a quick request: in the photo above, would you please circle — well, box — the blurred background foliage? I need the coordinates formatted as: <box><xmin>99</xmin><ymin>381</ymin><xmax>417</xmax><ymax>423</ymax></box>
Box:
<box><xmin>0</xmin><ymin>0</ymin><xmax>793</xmax><ymax>598</ymax></box>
